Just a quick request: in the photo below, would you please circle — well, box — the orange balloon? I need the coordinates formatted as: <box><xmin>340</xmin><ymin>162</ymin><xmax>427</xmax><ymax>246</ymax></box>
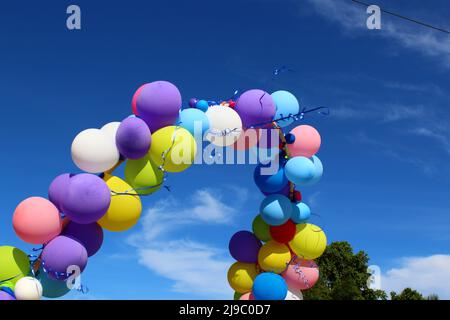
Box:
<box><xmin>13</xmin><ymin>197</ymin><xmax>61</xmax><ymax>244</ymax></box>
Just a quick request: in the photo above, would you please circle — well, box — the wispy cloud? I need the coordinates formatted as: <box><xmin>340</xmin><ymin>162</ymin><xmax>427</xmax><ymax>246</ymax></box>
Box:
<box><xmin>382</xmin><ymin>255</ymin><xmax>450</xmax><ymax>299</ymax></box>
<box><xmin>127</xmin><ymin>188</ymin><xmax>246</xmax><ymax>298</ymax></box>
<box><xmin>304</xmin><ymin>0</ymin><xmax>450</xmax><ymax>67</ymax></box>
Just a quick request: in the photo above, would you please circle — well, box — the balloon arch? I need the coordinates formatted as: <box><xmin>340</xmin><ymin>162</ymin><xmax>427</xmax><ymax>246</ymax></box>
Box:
<box><xmin>0</xmin><ymin>81</ymin><xmax>327</xmax><ymax>301</ymax></box>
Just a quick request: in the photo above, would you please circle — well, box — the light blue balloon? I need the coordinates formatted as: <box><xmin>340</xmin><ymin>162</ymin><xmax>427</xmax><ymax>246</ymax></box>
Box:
<box><xmin>284</xmin><ymin>156</ymin><xmax>316</xmax><ymax>186</ymax></box>
<box><xmin>195</xmin><ymin>100</ymin><xmax>209</xmax><ymax>112</ymax></box>
<box><xmin>306</xmin><ymin>155</ymin><xmax>323</xmax><ymax>186</ymax></box>
<box><xmin>291</xmin><ymin>202</ymin><xmax>311</xmax><ymax>224</ymax></box>
<box><xmin>271</xmin><ymin>90</ymin><xmax>300</xmax><ymax>127</ymax></box>
<box><xmin>260</xmin><ymin>194</ymin><xmax>292</xmax><ymax>226</ymax></box>
<box><xmin>178</xmin><ymin>108</ymin><xmax>210</xmax><ymax>136</ymax></box>
<box><xmin>252</xmin><ymin>273</ymin><xmax>288</xmax><ymax>300</ymax></box>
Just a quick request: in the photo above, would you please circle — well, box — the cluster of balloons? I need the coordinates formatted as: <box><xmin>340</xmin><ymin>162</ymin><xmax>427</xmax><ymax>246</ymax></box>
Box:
<box><xmin>227</xmin><ymin>93</ymin><xmax>327</xmax><ymax>300</ymax></box>
<box><xmin>1</xmin><ymin>80</ymin><xmax>326</xmax><ymax>300</ymax></box>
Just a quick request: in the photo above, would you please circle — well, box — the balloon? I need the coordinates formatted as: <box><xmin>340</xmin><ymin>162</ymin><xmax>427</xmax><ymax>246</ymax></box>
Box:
<box><xmin>116</xmin><ymin>117</ymin><xmax>152</xmax><ymax>159</ymax></box>
<box><xmin>254</xmin><ymin>162</ymin><xmax>288</xmax><ymax>193</ymax></box>
<box><xmin>289</xmin><ymin>224</ymin><xmax>327</xmax><ymax>260</ymax></box>
<box><xmin>239</xmin><ymin>292</ymin><xmax>255</xmax><ymax>300</ymax></box>
<box><xmin>99</xmin><ymin>174</ymin><xmax>142</xmax><ymax>232</ymax></box>
<box><xmin>36</xmin><ymin>268</ymin><xmax>70</xmax><ymax>298</ymax></box>
<box><xmin>252</xmin><ymin>273</ymin><xmax>287</xmax><ymax>300</ymax></box>
<box><xmin>285</xmin><ymin>133</ymin><xmax>296</xmax><ymax>144</ymax></box>
<box><xmin>252</xmin><ymin>215</ymin><xmax>271</xmax><ymax>242</ymax></box>
<box><xmin>0</xmin><ymin>246</ymin><xmax>30</xmax><ymax>286</ymax></box>
<box><xmin>287</xmin><ymin>125</ymin><xmax>321</xmax><ymax>158</ymax></box>
<box><xmin>125</xmin><ymin>156</ymin><xmax>163</xmax><ymax>195</ymax></box>
<box><xmin>71</xmin><ymin>128</ymin><xmax>120</xmax><ymax>173</ymax></box>
<box><xmin>271</xmin><ymin>90</ymin><xmax>300</xmax><ymax>127</ymax></box>
<box><xmin>205</xmin><ymin>105</ymin><xmax>243</xmax><ymax>147</ymax></box>
<box><xmin>227</xmin><ymin>262</ymin><xmax>258</xmax><ymax>293</ymax></box>
<box><xmin>48</xmin><ymin>173</ymin><xmax>71</xmax><ymax>212</ymax></box>
<box><xmin>282</xmin><ymin>258</ymin><xmax>319</xmax><ymax>291</ymax></box>
<box><xmin>262</xmin><ymin>184</ymin><xmax>290</xmax><ymax>197</ymax></box>
<box><xmin>235</xmin><ymin>89</ymin><xmax>276</xmax><ymax>129</ymax></box>
<box><xmin>260</xmin><ymin>194</ymin><xmax>293</xmax><ymax>226</ymax></box>
<box><xmin>285</xmin><ymin>290</ymin><xmax>303</xmax><ymax>300</ymax></box>
<box><xmin>195</xmin><ymin>100</ymin><xmax>209</xmax><ymax>112</ymax></box>
<box><xmin>62</xmin><ymin>221</ymin><xmax>103</xmax><ymax>257</ymax></box>
<box><xmin>135</xmin><ymin>81</ymin><xmax>182</xmax><ymax>132</ymax></box>
<box><xmin>270</xmin><ymin>220</ymin><xmax>296</xmax><ymax>244</ymax></box>
<box><xmin>13</xmin><ymin>197</ymin><xmax>61</xmax><ymax>244</ymax></box>
<box><xmin>149</xmin><ymin>126</ymin><xmax>197</xmax><ymax>173</ymax></box>
<box><xmin>61</xmin><ymin>174</ymin><xmax>111</xmax><ymax>224</ymax></box>
<box><xmin>233</xmin><ymin>291</ymin><xmax>243</xmax><ymax>300</ymax></box>
<box><xmin>101</xmin><ymin>122</ymin><xmax>121</xmax><ymax>141</ymax></box>
<box><xmin>131</xmin><ymin>84</ymin><xmax>146</xmax><ymax>115</ymax></box>
<box><xmin>307</xmin><ymin>155</ymin><xmax>323</xmax><ymax>186</ymax></box>
<box><xmin>291</xmin><ymin>202</ymin><xmax>311</xmax><ymax>224</ymax></box>
<box><xmin>189</xmin><ymin>98</ymin><xmax>199</xmax><ymax>108</ymax></box>
<box><xmin>284</xmin><ymin>156</ymin><xmax>316</xmax><ymax>186</ymax></box>
<box><xmin>13</xmin><ymin>277</ymin><xmax>42</xmax><ymax>300</ymax></box>
<box><xmin>229</xmin><ymin>231</ymin><xmax>262</xmax><ymax>263</ymax></box>
<box><xmin>257</xmin><ymin>241</ymin><xmax>291</xmax><ymax>273</ymax></box>
<box><xmin>0</xmin><ymin>290</ymin><xmax>15</xmax><ymax>300</ymax></box>
<box><xmin>41</xmin><ymin>235</ymin><xmax>88</xmax><ymax>280</ymax></box>
<box><xmin>178</xmin><ymin>108</ymin><xmax>210</xmax><ymax>136</ymax></box>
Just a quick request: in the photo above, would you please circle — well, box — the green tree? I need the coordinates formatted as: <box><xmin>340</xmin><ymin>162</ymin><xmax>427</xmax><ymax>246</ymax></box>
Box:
<box><xmin>303</xmin><ymin>242</ymin><xmax>387</xmax><ymax>300</ymax></box>
<box><xmin>390</xmin><ymin>288</ymin><xmax>424</xmax><ymax>300</ymax></box>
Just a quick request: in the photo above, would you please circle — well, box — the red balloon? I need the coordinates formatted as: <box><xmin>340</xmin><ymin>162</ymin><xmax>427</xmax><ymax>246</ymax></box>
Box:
<box><xmin>294</xmin><ymin>190</ymin><xmax>302</xmax><ymax>202</ymax></box>
<box><xmin>269</xmin><ymin>220</ymin><xmax>296</xmax><ymax>244</ymax></box>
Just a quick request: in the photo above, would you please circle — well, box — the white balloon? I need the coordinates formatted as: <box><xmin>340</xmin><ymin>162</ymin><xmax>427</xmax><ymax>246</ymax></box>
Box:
<box><xmin>71</xmin><ymin>128</ymin><xmax>120</xmax><ymax>173</ymax></box>
<box><xmin>101</xmin><ymin>122</ymin><xmax>121</xmax><ymax>141</ymax></box>
<box><xmin>285</xmin><ymin>290</ymin><xmax>303</xmax><ymax>300</ymax></box>
<box><xmin>205</xmin><ymin>105</ymin><xmax>242</xmax><ymax>147</ymax></box>
<box><xmin>14</xmin><ymin>277</ymin><xmax>43</xmax><ymax>300</ymax></box>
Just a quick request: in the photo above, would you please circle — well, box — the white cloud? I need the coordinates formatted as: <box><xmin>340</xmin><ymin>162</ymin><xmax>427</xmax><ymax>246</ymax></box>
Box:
<box><xmin>382</xmin><ymin>255</ymin><xmax>450</xmax><ymax>299</ymax></box>
<box><xmin>127</xmin><ymin>188</ymin><xmax>245</xmax><ymax>298</ymax></box>
<box><xmin>304</xmin><ymin>0</ymin><xmax>450</xmax><ymax>67</ymax></box>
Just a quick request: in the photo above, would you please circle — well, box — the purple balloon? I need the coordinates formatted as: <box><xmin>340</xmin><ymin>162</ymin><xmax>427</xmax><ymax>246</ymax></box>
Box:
<box><xmin>62</xmin><ymin>221</ymin><xmax>104</xmax><ymax>257</ymax></box>
<box><xmin>189</xmin><ymin>98</ymin><xmax>199</xmax><ymax>108</ymax></box>
<box><xmin>41</xmin><ymin>235</ymin><xmax>88</xmax><ymax>280</ymax></box>
<box><xmin>61</xmin><ymin>174</ymin><xmax>111</xmax><ymax>224</ymax></box>
<box><xmin>229</xmin><ymin>231</ymin><xmax>262</xmax><ymax>263</ymax></box>
<box><xmin>235</xmin><ymin>89</ymin><xmax>276</xmax><ymax>129</ymax></box>
<box><xmin>116</xmin><ymin>117</ymin><xmax>152</xmax><ymax>159</ymax></box>
<box><xmin>262</xmin><ymin>184</ymin><xmax>290</xmax><ymax>197</ymax></box>
<box><xmin>48</xmin><ymin>173</ymin><xmax>72</xmax><ymax>212</ymax></box>
<box><xmin>136</xmin><ymin>81</ymin><xmax>182</xmax><ymax>132</ymax></box>
<box><xmin>0</xmin><ymin>290</ymin><xmax>15</xmax><ymax>300</ymax></box>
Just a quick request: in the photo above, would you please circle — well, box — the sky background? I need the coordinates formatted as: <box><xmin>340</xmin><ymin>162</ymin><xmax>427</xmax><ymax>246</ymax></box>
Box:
<box><xmin>1</xmin><ymin>0</ymin><xmax>450</xmax><ymax>299</ymax></box>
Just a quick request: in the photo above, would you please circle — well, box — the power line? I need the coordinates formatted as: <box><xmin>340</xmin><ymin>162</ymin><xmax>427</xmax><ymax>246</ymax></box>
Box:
<box><xmin>350</xmin><ymin>0</ymin><xmax>450</xmax><ymax>35</ymax></box>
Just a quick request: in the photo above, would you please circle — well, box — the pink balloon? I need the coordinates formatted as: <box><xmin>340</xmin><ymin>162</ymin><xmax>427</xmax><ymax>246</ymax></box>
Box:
<box><xmin>239</xmin><ymin>292</ymin><xmax>255</xmax><ymax>300</ymax></box>
<box><xmin>13</xmin><ymin>197</ymin><xmax>62</xmax><ymax>244</ymax></box>
<box><xmin>131</xmin><ymin>84</ymin><xmax>145</xmax><ymax>116</ymax></box>
<box><xmin>287</xmin><ymin>125</ymin><xmax>321</xmax><ymax>158</ymax></box>
<box><xmin>282</xmin><ymin>258</ymin><xmax>319</xmax><ymax>291</ymax></box>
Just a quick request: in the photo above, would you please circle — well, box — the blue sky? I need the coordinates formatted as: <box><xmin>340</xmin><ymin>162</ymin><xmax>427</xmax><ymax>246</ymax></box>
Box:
<box><xmin>1</xmin><ymin>0</ymin><xmax>450</xmax><ymax>299</ymax></box>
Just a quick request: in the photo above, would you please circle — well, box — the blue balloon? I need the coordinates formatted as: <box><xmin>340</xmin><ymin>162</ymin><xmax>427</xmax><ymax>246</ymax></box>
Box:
<box><xmin>284</xmin><ymin>156</ymin><xmax>316</xmax><ymax>186</ymax></box>
<box><xmin>37</xmin><ymin>268</ymin><xmax>71</xmax><ymax>298</ymax></box>
<box><xmin>254</xmin><ymin>162</ymin><xmax>288</xmax><ymax>193</ymax></box>
<box><xmin>307</xmin><ymin>155</ymin><xmax>323</xmax><ymax>186</ymax></box>
<box><xmin>260</xmin><ymin>194</ymin><xmax>292</xmax><ymax>226</ymax></box>
<box><xmin>195</xmin><ymin>100</ymin><xmax>209</xmax><ymax>112</ymax></box>
<box><xmin>178</xmin><ymin>108</ymin><xmax>210</xmax><ymax>136</ymax></box>
<box><xmin>252</xmin><ymin>273</ymin><xmax>288</xmax><ymax>300</ymax></box>
<box><xmin>291</xmin><ymin>202</ymin><xmax>311</xmax><ymax>224</ymax></box>
<box><xmin>271</xmin><ymin>91</ymin><xmax>300</xmax><ymax>127</ymax></box>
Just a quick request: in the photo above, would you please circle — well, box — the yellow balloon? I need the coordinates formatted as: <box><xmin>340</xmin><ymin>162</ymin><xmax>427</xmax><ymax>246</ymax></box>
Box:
<box><xmin>149</xmin><ymin>126</ymin><xmax>197</xmax><ymax>173</ymax></box>
<box><xmin>99</xmin><ymin>174</ymin><xmax>142</xmax><ymax>232</ymax></box>
<box><xmin>289</xmin><ymin>224</ymin><xmax>327</xmax><ymax>260</ymax></box>
<box><xmin>227</xmin><ymin>262</ymin><xmax>258</xmax><ymax>293</ymax></box>
<box><xmin>258</xmin><ymin>241</ymin><xmax>292</xmax><ymax>273</ymax></box>
<box><xmin>124</xmin><ymin>156</ymin><xmax>163</xmax><ymax>195</ymax></box>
